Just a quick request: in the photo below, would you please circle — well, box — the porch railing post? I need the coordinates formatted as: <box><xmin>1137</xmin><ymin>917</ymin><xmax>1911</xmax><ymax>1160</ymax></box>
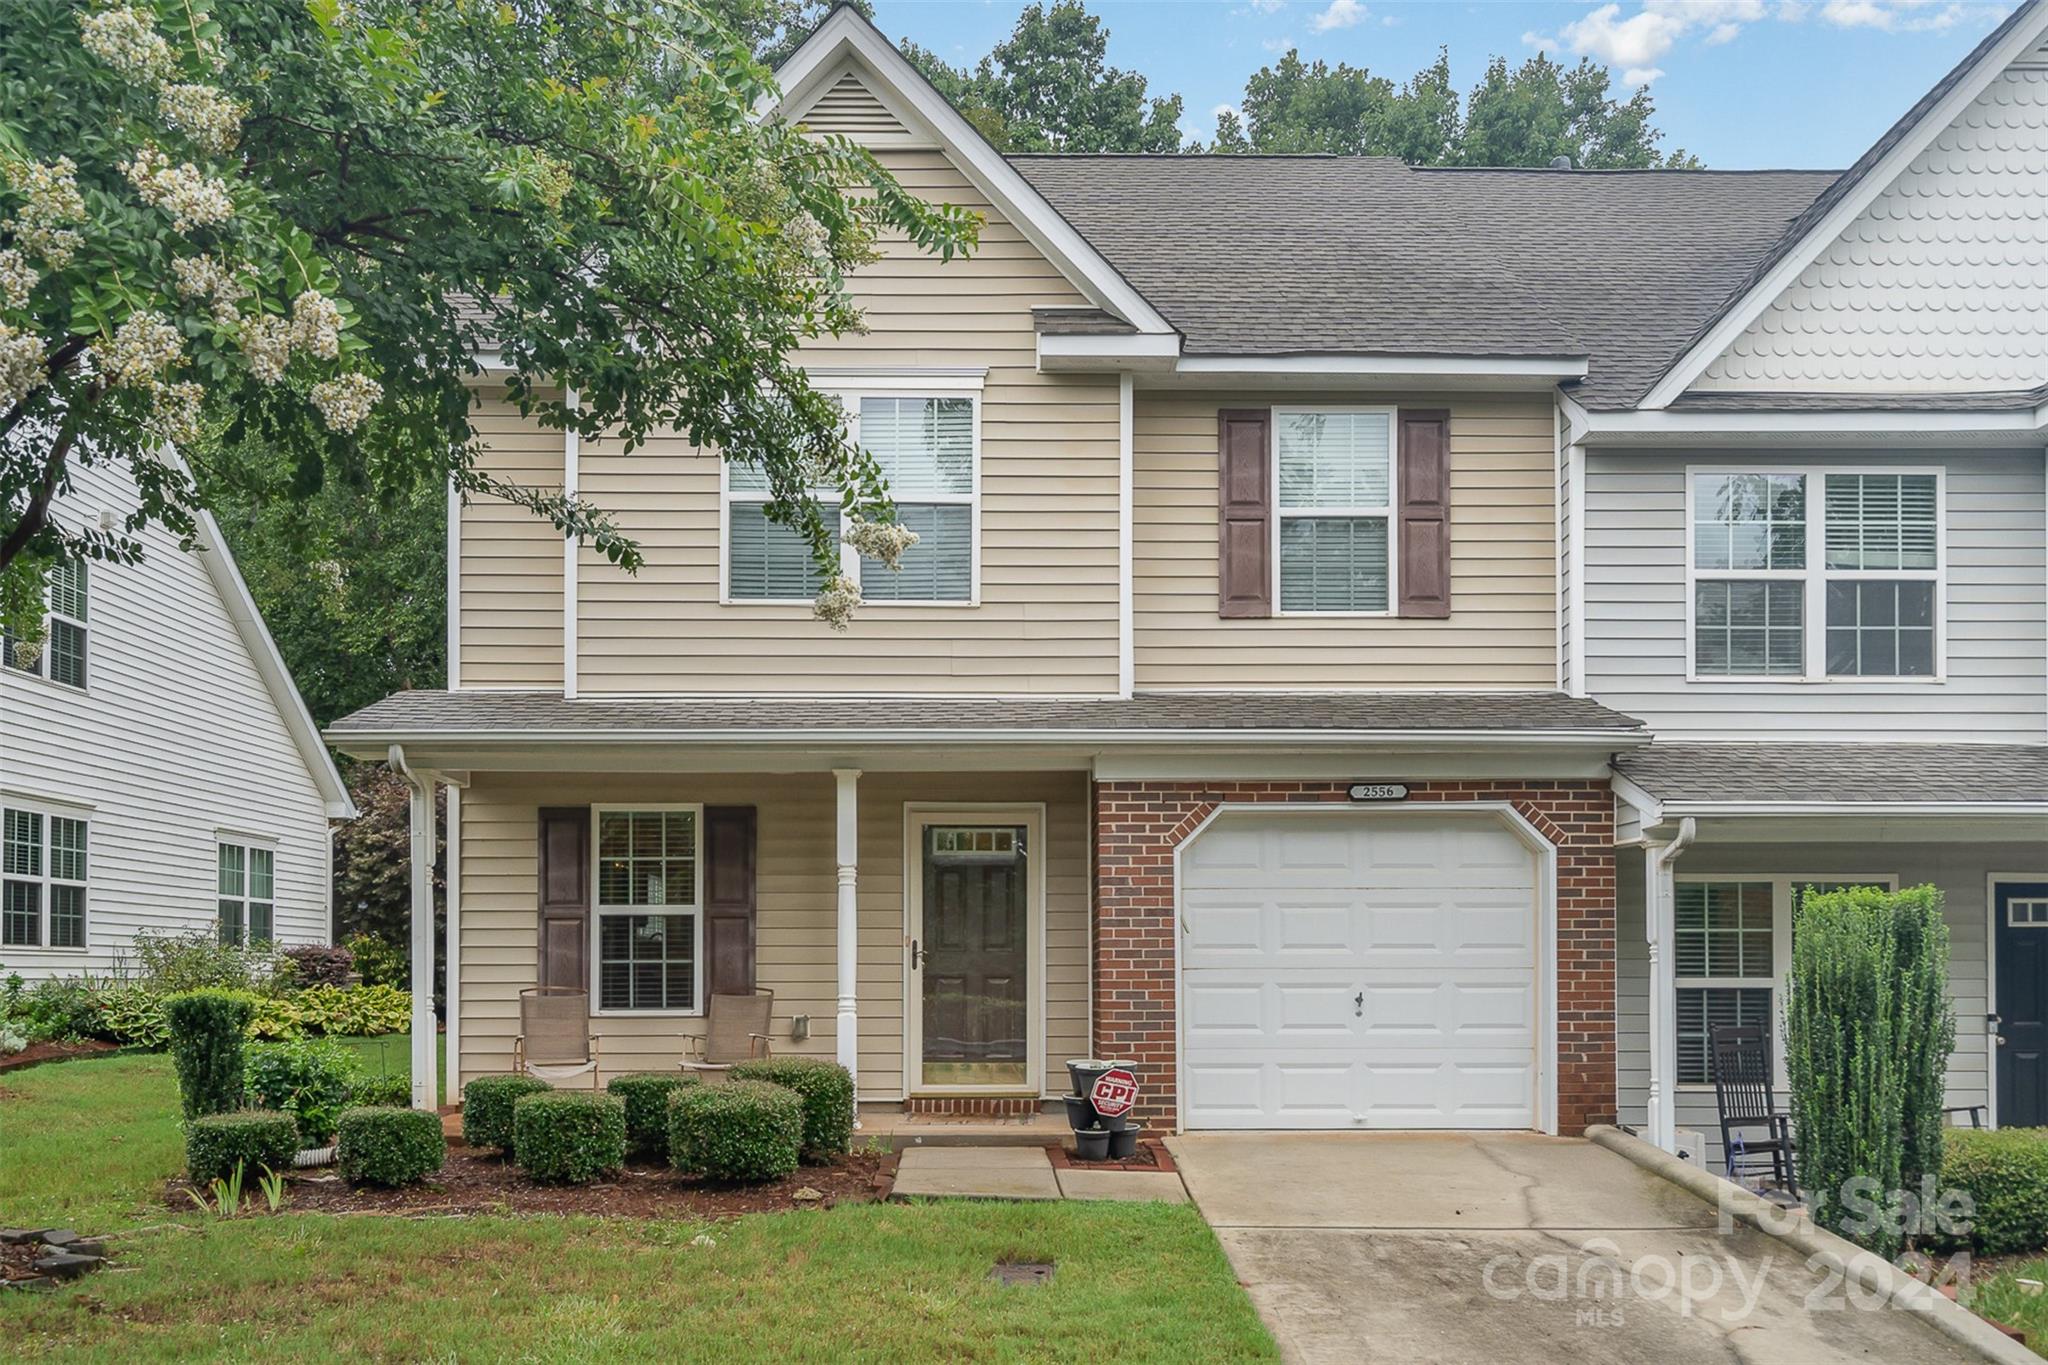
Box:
<box><xmin>833</xmin><ymin>768</ymin><xmax>861</xmax><ymax>1103</ymax></box>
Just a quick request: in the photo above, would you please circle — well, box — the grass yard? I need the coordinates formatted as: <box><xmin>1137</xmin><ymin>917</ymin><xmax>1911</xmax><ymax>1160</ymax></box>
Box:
<box><xmin>0</xmin><ymin>1051</ymin><xmax>1274</xmax><ymax>1362</ymax></box>
<box><xmin>1973</xmin><ymin>1259</ymin><xmax>2048</xmax><ymax>1357</ymax></box>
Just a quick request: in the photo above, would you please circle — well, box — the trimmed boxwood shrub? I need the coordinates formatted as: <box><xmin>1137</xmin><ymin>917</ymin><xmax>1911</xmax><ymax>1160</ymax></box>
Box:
<box><xmin>729</xmin><ymin>1057</ymin><xmax>854</xmax><ymax>1160</ymax></box>
<box><xmin>1935</xmin><ymin>1129</ymin><xmax>2048</xmax><ymax>1255</ymax></box>
<box><xmin>609</xmin><ymin>1073</ymin><xmax>697</xmax><ymax>1158</ymax></box>
<box><xmin>336</xmin><ymin>1106</ymin><xmax>445</xmax><ymax>1186</ymax></box>
<box><xmin>463</xmin><ymin>1074</ymin><xmax>550</xmax><ymax>1151</ymax></box>
<box><xmin>668</xmin><ymin>1080</ymin><xmax>802</xmax><ymax>1183</ymax></box>
<box><xmin>164</xmin><ymin>989</ymin><xmax>258</xmax><ymax>1118</ymax></box>
<box><xmin>245</xmin><ymin>1036</ymin><xmax>357</xmax><ymax>1146</ymax></box>
<box><xmin>513</xmin><ymin>1091</ymin><xmax>628</xmax><ymax>1184</ymax></box>
<box><xmin>186</xmin><ymin>1109</ymin><xmax>298</xmax><ymax>1185</ymax></box>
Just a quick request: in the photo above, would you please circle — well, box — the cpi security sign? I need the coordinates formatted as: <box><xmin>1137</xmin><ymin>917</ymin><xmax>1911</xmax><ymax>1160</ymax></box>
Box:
<box><xmin>1089</xmin><ymin>1067</ymin><xmax>1138</xmax><ymax>1119</ymax></box>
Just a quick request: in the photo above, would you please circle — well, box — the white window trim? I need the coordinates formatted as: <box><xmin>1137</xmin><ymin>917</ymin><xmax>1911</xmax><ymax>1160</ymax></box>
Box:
<box><xmin>1270</xmin><ymin>404</ymin><xmax>1400</xmax><ymax>618</ymax></box>
<box><xmin>215</xmin><ymin>838</ymin><xmax>277</xmax><ymax>947</ymax></box>
<box><xmin>1</xmin><ymin>800</ymin><xmax>89</xmax><ymax>952</ymax></box>
<box><xmin>718</xmin><ymin>377</ymin><xmax>983</xmax><ymax>610</ymax></box>
<box><xmin>1673</xmin><ymin>872</ymin><xmax>1897</xmax><ymax>1093</ymax></box>
<box><xmin>589</xmin><ymin>803</ymin><xmax>706</xmax><ymax>1018</ymax></box>
<box><xmin>1685</xmin><ymin>465</ymin><xmax>1947</xmax><ymax>684</ymax></box>
<box><xmin>3</xmin><ymin>559</ymin><xmax>89</xmax><ymax>693</ymax></box>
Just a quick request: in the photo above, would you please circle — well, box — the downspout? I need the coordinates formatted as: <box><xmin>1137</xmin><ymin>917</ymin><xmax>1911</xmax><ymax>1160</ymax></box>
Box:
<box><xmin>1644</xmin><ymin>816</ymin><xmax>1697</xmax><ymax>1154</ymax></box>
<box><xmin>389</xmin><ymin>745</ymin><xmax>438</xmax><ymax>1112</ymax></box>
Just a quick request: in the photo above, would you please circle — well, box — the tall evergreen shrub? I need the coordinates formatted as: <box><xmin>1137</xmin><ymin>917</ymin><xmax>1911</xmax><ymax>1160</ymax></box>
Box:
<box><xmin>1783</xmin><ymin>885</ymin><xmax>1954</xmax><ymax>1258</ymax></box>
<box><xmin>163</xmin><ymin>988</ymin><xmax>258</xmax><ymax>1119</ymax></box>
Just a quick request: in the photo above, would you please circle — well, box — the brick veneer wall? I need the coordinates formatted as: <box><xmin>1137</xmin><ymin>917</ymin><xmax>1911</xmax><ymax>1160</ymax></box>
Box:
<box><xmin>1092</xmin><ymin>780</ymin><xmax>1617</xmax><ymax>1134</ymax></box>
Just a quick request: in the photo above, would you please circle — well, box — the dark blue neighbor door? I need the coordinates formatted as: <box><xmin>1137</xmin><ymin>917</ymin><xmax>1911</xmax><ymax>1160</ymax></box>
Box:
<box><xmin>1996</xmin><ymin>883</ymin><xmax>2048</xmax><ymax>1128</ymax></box>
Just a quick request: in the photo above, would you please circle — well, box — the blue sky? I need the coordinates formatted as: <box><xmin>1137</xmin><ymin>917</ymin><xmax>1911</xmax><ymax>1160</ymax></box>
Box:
<box><xmin>869</xmin><ymin>0</ymin><xmax>2021</xmax><ymax>166</ymax></box>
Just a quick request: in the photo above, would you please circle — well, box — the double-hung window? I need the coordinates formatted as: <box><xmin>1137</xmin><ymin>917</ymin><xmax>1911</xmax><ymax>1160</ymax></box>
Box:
<box><xmin>594</xmin><ymin>806</ymin><xmax>702</xmax><ymax>1013</ymax></box>
<box><xmin>2</xmin><ymin>559</ymin><xmax>87</xmax><ymax>688</ymax></box>
<box><xmin>2</xmin><ymin>807</ymin><xmax>88</xmax><ymax>949</ymax></box>
<box><xmin>1274</xmin><ymin>407</ymin><xmax>1397</xmax><ymax>614</ymax></box>
<box><xmin>217</xmin><ymin>841</ymin><xmax>275</xmax><ymax>946</ymax></box>
<box><xmin>1689</xmin><ymin>468</ymin><xmax>1942</xmax><ymax>680</ymax></box>
<box><xmin>723</xmin><ymin>387</ymin><xmax>977</xmax><ymax>606</ymax></box>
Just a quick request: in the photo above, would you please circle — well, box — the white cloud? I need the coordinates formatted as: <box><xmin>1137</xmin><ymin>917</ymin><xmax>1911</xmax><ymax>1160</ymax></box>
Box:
<box><xmin>1818</xmin><ymin>0</ymin><xmax>1989</xmax><ymax>31</ymax></box>
<box><xmin>1622</xmin><ymin>66</ymin><xmax>1667</xmax><ymax>85</ymax></box>
<box><xmin>1262</xmin><ymin>34</ymin><xmax>1296</xmax><ymax>52</ymax></box>
<box><xmin>1212</xmin><ymin>103</ymin><xmax>1242</xmax><ymax>121</ymax></box>
<box><xmin>1246</xmin><ymin>0</ymin><xmax>1286</xmax><ymax>12</ymax></box>
<box><xmin>1309</xmin><ymin>0</ymin><xmax>1368</xmax><ymax>33</ymax></box>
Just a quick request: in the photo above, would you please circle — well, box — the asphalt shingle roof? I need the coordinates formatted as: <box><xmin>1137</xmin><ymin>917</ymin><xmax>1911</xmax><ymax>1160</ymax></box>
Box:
<box><xmin>327</xmin><ymin>690</ymin><xmax>1643</xmax><ymax>741</ymax></box>
<box><xmin>1615</xmin><ymin>743</ymin><xmax>2048</xmax><ymax>808</ymax></box>
<box><xmin>1011</xmin><ymin>156</ymin><xmax>1838</xmax><ymax>410</ymax></box>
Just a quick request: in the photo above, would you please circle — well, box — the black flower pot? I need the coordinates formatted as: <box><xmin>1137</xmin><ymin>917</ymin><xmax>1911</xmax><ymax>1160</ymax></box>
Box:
<box><xmin>1065</xmin><ymin>1058</ymin><xmax>1116</xmax><ymax>1098</ymax></box>
<box><xmin>1061</xmin><ymin>1094</ymin><xmax>1093</xmax><ymax>1132</ymax></box>
<box><xmin>1109</xmin><ymin>1125</ymin><xmax>1142</xmax><ymax>1160</ymax></box>
<box><xmin>1100</xmin><ymin>1110</ymin><xmax>1130</xmax><ymax>1134</ymax></box>
<box><xmin>1074</xmin><ymin>1126</ymin><xmax>1112</xmax><ymax>1162</ymax></box>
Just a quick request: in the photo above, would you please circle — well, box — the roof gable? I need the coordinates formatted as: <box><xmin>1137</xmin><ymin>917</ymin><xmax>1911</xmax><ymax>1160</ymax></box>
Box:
<box><xmin>783</xmin><ymin>66</ymin><xmax>918</xmax><ymax>144</ymax></box>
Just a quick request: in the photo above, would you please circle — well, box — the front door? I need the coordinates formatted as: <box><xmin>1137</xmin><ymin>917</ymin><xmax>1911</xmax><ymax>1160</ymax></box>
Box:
<box><xmin>1996</xmin><ymin>882</ymin><xmax>2048</xmax><ymax>1127</ymax></box>
<box><xmin>909</xmin><ymin>812</ymin><xmax>1038</xmax><ymax>1092</ymax></box>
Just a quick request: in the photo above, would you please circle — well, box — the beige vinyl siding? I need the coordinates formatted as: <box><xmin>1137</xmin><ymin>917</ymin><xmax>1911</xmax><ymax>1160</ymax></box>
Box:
<box><xmin>459</xmin><ymin>392</ymin><xmax>565</xmax><ymax>688</ymax></box>
<box><xmin>797</xmin><ymin>71</ymin><xmax>911</xmax><ymax>139</ymax></box>
<box><xmin>1132</xmin><ymin>393</ymin><xmax>1559</xmax><ymax>688</ymax></box>
<box><xmin>571</xmin><ymin>149</ymin><xmax>1122</xmax><ymax>695</ymax></box>
<box><xmin>456</xmin><ymin>770</ymin><xmax>1089</xmax><ymax>1100</ymax></box>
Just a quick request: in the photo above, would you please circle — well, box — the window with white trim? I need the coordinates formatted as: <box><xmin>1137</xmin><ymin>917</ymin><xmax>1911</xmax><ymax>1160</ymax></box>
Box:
<box><xmin>594</xmin><ymin>807</ymin><xmax>702</xmax><ymax>1012</ymax></box>
<box><xmin>1689</xmin><ymin>469</ymin><xmax>1941</xmax><ymax>680</ymax></box>
<box><xmin>2009</xmin><ymin>899</ymin><xmax>2048</xmax><ymax>928</ymax></box>
<box><xmin>1673</xmin><ymin>875</ymin><xmax>1893</xmax><ymax>1086</ymax></box>
<box><xmin>2</xmin><ymin>558</ymin><xmax>88</xmax><ymax>688</ymax></box>
<box><xmin>2</xmin><ymin>807</ymin><xmax>88</xmax><ymax>949</ymax></box>
<box><xmin>723</xmin><ymin>390</ymin><xmax>976</xmax><ymax>605</ymax></box>
<box><xmin>1275</xmin><ymin>408</ymin><xmax>1396</xmax><ymax>614</ymax></box>
<box><xmin>217</xmin><ymin>841</ymin><xmax>274</xmax><ymax>946</ymax></box>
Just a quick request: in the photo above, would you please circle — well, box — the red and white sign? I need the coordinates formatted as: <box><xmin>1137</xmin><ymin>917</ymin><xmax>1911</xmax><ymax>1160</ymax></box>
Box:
<box><xmin>1089</xmin><ymin>1068</ymin><xmax>1138</xmax><ymax>1118</ymax></box>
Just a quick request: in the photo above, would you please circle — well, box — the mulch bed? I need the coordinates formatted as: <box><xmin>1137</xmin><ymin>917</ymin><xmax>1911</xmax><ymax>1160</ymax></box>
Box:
<box><xmin>1045</xmin><ymin>1139</ymin><xmax>1173</xmax><ymax>1172</ymax></box>
<box><xmin>167</xmin><ymin>1144</ymin><xmax>894</xmax><ymax>1220</ymax></box>
<box><xmin>0</xmin><ymin>1039</ymin><xmax>117</xmax><ymax>1074</ymax></box>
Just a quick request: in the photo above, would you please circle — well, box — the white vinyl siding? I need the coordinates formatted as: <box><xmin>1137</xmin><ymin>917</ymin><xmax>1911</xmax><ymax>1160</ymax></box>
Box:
<box><xmin>593</xmin><ymin>807</ymin><xmax>702</xmax><ymax>1015</ymax></box>
<box><xmin>2</xmin><ymin>807</ymin><xmax>88</xmax><ymax>950</ymax></box>
<box><xmin>1587</xmin><ymin>449</ymin><xmax>2044</xmax><ymax>740</ymax></box>
<box><xmin>1275</xmin><ymin>408</ymin><xmax>1395</xmax><ymax>615</ymax></box>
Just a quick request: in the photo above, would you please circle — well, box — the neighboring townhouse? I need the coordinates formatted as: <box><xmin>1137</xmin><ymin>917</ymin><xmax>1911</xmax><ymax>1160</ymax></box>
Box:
<box><xmin>326</xmin><ymin>5</ymin><xmax>2047</xmax><ymax>1146</ymax></box>
<box><xmin>1</xmin><ymin>459</ymin><xmax>354</xmax><ymax>981</ymax></box>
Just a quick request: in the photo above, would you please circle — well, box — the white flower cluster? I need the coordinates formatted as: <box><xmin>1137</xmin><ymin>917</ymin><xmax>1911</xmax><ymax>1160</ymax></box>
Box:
<box><xmin>79</xmin><ymin>5</ymin><xmax>176</xmax><ymax>82</ymax></box>
<box><xmin>0</xmin><ymin>250</ymin><xmax>36</xmax><ymax>310</ymax></box>
<box><xmin>96</xmin><ymin>309</ymin><xmax>185</xmax><ymax>389</ymax></box>
<box><xmin>149</xmin><ymin>379</ymin><xmax>205</xmax><ymax>444</ymax></box>
<box><xmin>239</xmin><ymin>313</ymin><xmax>293</xmax><ymax>384</ymax></box>
<box><xmin>812</xmin><ymin>574</ymin><xmax>862</xmax><ymax>631</ymax></box>
<box><xmin>122</xmin><ymin>146</ymin><xmax>234</xmax><ymax>231</ymax></box>
<box><xmin>0</xmin><ymin>322</ymin><xmax>47</xmax><ymax>412</ymax></box>
<box><xmin>289</xmin><ymin>290</ymin><xmax>343</xmax><ymax>360</ymax></box>
<box><xmin>158</xmin><ymin>84</ymin><xmax>243</xmax><ymax>156</ymax></box>
<box><xmin>3</xmin><ymin>157</ymin><xmax>87</xmax><ymax>269</ymax></box>
<box><xmin>845</xmin><ymin>517</ymin><xmax>920</xmax><ymax>570</ymax></box>
<box><xmin>170</xmin><ymin>253</ymin><xmax>248</xmax><ymax>325</ymax></box>
<box><xmin>310</xmin><ymin>372</ymin><xmax>382</xmax><ymax>433</ymax></box>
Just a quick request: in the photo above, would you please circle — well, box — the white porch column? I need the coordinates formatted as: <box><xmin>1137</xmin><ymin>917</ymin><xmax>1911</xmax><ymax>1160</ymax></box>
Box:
<box><xmin>833</xmin><ymin>768</ymin><xmax>861</xmax><ymax>1097</ymax></box>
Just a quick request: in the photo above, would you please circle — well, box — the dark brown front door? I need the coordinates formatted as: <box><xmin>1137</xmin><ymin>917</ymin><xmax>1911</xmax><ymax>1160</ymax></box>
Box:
<box><xmin>918</xmin><ymin>824</ymin><xmax>1029</xmax><ymax>1088</ymax></box>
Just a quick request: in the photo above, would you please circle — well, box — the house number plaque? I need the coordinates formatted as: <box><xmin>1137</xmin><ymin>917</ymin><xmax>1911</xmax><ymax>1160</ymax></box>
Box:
<box><xmin>1347</xmin><ymin>783</ymin><xmax>1410</xmax><ymax>802</ymax></box>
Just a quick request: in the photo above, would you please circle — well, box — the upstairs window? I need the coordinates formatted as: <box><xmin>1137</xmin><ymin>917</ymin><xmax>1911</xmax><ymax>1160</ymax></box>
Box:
<box><xmin>218</xmin><ymin>841</ymin><xmax>275</xmax><ymax>946</ymax></box>
<box><xmin>2</xmin><ymin>807</ymin><xmax>88</xmax><ymax>949</ymax></box>
<box><xmin>1689</xmin><ymin>469</ymin><xmax>1942</xmax><ymax>680</ymax></box>
<box><xmin>1275</xmin><ymin>408</ymin><xmax>1396</xmax><ymax>614</ymax></box>
<box><xmin>2</xmin><ymin>559</ymin><xmax>88</xmax><ymax>688</ymax></box>
<box><xmin>723</xmin><ymin>387</ymin><xmax>978</xmax><ymax>607</ymax></box>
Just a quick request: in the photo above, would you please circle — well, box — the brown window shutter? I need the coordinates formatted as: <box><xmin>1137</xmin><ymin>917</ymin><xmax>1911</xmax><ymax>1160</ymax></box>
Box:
<box><xmin>1397</xmin><ymin>408</ymin><xmax>1452</xmax><ymax>619</ymax></box>
<box><xmin>537</xmin><ymin>806</ymin><xmax>591</xmax><ymax>994</ymax></box>
<box><xmin>1217</xmin><ymin>408</ymin><xmax>1272</xmax><ymax>618</ymax></box>
<box><xmin>703</xmin><ymin>806</ymin><xmax>757</xmax><ymax>997</ymax></box>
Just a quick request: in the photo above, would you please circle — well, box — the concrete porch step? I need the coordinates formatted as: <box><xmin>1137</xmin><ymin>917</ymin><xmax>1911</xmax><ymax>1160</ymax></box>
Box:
<box><xmin>859</xmin><ymin>1106</ymin><xmax>1073</xmax><ymax>1152</ymax></box>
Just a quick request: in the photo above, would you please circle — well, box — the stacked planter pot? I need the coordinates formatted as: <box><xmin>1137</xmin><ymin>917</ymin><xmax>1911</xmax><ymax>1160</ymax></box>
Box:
<box><xmin>1061</xmin><ymin>1059</ymin><xmax>1142</xmax><ymax>1161</ymax></box>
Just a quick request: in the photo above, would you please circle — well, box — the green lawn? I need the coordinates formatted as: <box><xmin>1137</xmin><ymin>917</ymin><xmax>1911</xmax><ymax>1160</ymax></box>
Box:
<box><xmin>0</xmin><ymin>1050</ymin><xmax>1273</xmax><ymax>1362</ymax></box>
<box><xmin>331</xmin><ymin>1031</ymin><xmax>447</xmax><ymax>1105</ymax></box>
<box><xmin>1972</xmin><ymin>1260</ymin><xmax>2048</xmax><ymax>1357</ymax></box>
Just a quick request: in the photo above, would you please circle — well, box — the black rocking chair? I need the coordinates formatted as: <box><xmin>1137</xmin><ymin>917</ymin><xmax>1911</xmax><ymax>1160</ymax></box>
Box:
<box><xmin>1710</xmin><ymin>1024</ymin><xmax>1798</xmax><ymax>1198</ymax></box>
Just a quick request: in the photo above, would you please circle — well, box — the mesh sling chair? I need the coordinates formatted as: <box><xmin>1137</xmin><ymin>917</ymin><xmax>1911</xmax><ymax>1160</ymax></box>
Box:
<box><xmin>514</xmin><ymin>987</ymin><xmax>602</xmax><ymax>1088</ymax></box>
<box><xmin>1710</xmin><ymin>1023</ymin><xmax>1798</xmax><ymax>1197</ymax></box>
<box><xmin>680</xmin><ymin>990</ymin><xmax>774</xmax><ymax>1077</ymax></box>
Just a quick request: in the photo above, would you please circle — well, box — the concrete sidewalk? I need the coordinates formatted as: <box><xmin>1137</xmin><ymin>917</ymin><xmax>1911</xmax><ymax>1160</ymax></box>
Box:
<box><xmin>891</xmin><ymin>1146</ymin><xmax>1188</xmax><ymax>1203</ymax></box>
<box><xmin>1170</xmin><ymin>1132</ymin><xmax>1983</xmax><ymax>1365</ymax></box>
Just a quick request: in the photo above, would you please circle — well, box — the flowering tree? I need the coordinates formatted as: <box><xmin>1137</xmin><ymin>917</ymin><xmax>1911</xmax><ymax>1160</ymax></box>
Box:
<box><xmin>0</xmin><ymin>0</ymin><xmax>975</xmax><ymax>636</ymax></box>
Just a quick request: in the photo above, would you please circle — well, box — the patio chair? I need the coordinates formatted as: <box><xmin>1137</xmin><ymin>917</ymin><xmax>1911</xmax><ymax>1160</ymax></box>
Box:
<box><xmin>513</xmin><ymin>987</ymin><xmax>601</xmax><ymax>1089</ymax></box>
<box><xmin>1944</xmin><ymin>1104</ymin><xmax>1987</xmax><ymax>1129</ymax></box>
<box><xmin>1710</xmin><ymin>1024</ymin><xmax>1798</xmax><ymax>1198</ymax></box>
<box><xmin>680</xmin><ymin>990</ymin><xmax>774</xmax><ymax>1077</ymax></box>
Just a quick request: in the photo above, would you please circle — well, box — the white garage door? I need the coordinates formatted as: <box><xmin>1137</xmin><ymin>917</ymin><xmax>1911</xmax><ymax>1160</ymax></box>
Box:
<box><xmin>1181</xmin><ymin>811</ymin><xmax>1539</xmax><ymax>1130</ymax></box>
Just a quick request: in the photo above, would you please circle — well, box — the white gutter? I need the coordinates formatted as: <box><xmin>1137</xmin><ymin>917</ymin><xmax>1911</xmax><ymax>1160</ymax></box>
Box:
<box><xmin>1645</xmin><ymin>815</ymin><xmax>1697</xmax><ymax>1155</ymax></box>
<box><xmin>331</xmin><ymin>725</ymin><xmax>1651</xmax><ymax>751</ymax></box>
<box><xmin>1659</xmin><ymin>801</ymin><xmax>2048</xmax><ymax>818</ymax></box>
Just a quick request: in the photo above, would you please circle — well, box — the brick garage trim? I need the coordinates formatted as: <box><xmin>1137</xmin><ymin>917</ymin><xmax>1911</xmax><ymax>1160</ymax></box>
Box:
<box><xmin>1091</xmin><ymin>780</ymin><xmax>1617</xmax><ymax>1135</ymax></box>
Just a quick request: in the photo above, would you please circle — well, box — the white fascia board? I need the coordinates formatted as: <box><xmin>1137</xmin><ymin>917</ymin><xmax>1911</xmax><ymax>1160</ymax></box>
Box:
<box><xmin>1610</xmin><ymin>773</ymin><xmax>1665</xmax><ymax>829</ymax></box>
<box><xmin>767</xmin><ymin>9</ymin><xmax>1174</xmax><ymax>339</ymax></box>
<box><xmin>193</xmin><ymin>506</ymin><xmax>356</xmax><ymax>819</ymax></box>
<box><xmin>1577</xmin><ymin>407</ymin><xmax>2048</xmax><ymax>446</ymax></box>
<box><xmin>1654</xmin><ymin>801</ymin><xmax>2048</xmax><ymax>820</ymax></box>
<box><xmin>1639</xmin><ymin>4</ymin><xmax>2048</xmax><ymax>411</ymax></box>
<box><xmin>1036</xmin><ymin>332</ymin><xmax>1182</xmax><ymax>371</ymax></box>
<box><xmin>1171</xmin><ymin>354</ymin><xmax>1588</xmax><ymax>385</ymax></box>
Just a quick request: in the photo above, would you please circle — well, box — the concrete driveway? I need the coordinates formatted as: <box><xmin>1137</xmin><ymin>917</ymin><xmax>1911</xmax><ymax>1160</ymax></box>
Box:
<box><xmin>1169</xmin><ymin>1132</ymin><xmax>1981</xmax><ymax>1365</ymax></box>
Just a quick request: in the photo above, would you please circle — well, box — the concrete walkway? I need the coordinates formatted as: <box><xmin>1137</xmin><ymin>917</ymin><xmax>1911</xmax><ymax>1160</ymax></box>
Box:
<box><xmin>1170</xmin><ymin>1132</ymin><xmax>1983</xmax><ymax>1365</ymax></box>
<box><xmin>891</xmin><ymin>1146</ymin><xmax>1188</xmax><ymax>1203</ymax></box>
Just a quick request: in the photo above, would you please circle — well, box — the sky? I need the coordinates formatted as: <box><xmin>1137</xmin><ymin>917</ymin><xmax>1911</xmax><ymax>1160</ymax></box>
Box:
<box><xmin>868</xmin><ymin>0</ymin><xmax>2023</xmax><ymax>167</ymax></box>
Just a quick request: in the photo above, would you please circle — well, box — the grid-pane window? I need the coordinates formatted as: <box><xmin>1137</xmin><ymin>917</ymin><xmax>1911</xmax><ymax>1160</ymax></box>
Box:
<box><xmin>1693</xmin><ymin>581</ymin><xmax>1803</xmax><ymax>676</ymax></box>
<box><xmin>1694</xmin><ymin>474</ymin><xmax>1806</xmax><ymax>571</ymax></box>
<box><xmin>216</xmin><ymin>841</ymin><xmax>273</xmax><ymax>946</ymax></box>
<box><xmin>1674</xmin><ymin>880</ymin><xmax>1776</xmax><ymax>1086</ymax></box>
<box><xmin>248</xmin><ymin>847</ymin><xmax>274</xmax><ymax>944</ymax></box>
<box><xmin>3</xmin><ymin>559</ymin><xmax>87</xmax><ymax>687</ymax></box>
<box><xmin>1691</xmin><ymin>474</ymin><xmax>1806</xmax><ymax>676</ymax></box>
<box><xmin>2</xmin><ymin>807</ymin><xmax>87</xmax><ymax>949</ymax></box>
<box><xmin>1276</xmin><ymin>409</ymin><xmax>1394</xmax><ymax>613</ymax></box>
<box><xmin>1676</xmin><ymin>987</ymin><xmax>1773</xmax><ymax>1086</ymax></box>
<box><xmin>595</xmin><ymin>809</ymin><xmax>700</xmax><ymax>1012</ymax></box>
<box><xmin>859</xmin><ymin>501</ymin><xmax>971</xmax><ymax>603</ymax></box>
<box><xmin>727</xmin><ymin>501</ymin><xmax>839</xmax><ymax>600</ymax></box>
<box><xmin>1822</xmin><ymin>474</ymin><xmax>1939</xmax><ymax>677</ymax></box>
